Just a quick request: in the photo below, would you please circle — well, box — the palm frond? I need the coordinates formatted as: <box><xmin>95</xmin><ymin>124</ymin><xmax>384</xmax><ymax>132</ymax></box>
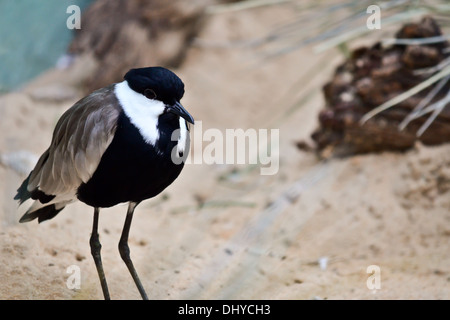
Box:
<box><xmin>360</xmin><ymin>65</ymin><xmax>450</xmax><ymax>126</ymax></box>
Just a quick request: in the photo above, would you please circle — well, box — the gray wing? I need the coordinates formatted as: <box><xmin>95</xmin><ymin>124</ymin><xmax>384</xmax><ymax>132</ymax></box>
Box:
<box><xmin>27</xmin><ymin>85</ymin><xmax>122</xmax><ymax>197</ymax></box>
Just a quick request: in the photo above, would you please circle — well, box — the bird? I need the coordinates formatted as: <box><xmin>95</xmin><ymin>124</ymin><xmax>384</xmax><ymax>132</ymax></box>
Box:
<box><xmin>14</xmin><ymin>66</ymin><xmax>194</xmax><ymax>300</ymax></box>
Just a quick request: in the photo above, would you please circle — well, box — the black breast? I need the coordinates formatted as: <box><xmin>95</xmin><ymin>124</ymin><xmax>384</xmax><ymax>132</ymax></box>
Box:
<box><xmin>77</xmin><ymin>112</ymin><xmax>187</xmax><ymax>208</ymax></box>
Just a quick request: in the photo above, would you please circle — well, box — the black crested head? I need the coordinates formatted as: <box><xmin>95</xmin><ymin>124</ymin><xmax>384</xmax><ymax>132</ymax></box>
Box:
<box><xmin>124</xmin><ymin>67</ymin><xmax>185</xmax><ymax>105</ymax></box>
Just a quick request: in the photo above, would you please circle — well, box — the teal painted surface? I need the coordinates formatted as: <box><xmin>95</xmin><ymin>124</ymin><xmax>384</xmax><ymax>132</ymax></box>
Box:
<box><xmin>0</xmin><ymin>0</ymin><xmax>93</xmax><ymax>92</ymax></box>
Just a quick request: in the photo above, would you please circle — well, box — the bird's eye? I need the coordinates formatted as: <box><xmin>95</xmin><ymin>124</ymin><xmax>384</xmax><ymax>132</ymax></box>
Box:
<box><xmin>144</xmin><ymin>89</ymin><xmax>157</xmax><ymax>100</ymax></box>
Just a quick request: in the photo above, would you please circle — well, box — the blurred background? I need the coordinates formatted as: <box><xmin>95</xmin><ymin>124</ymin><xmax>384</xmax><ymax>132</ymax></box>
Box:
<box><xmin>0</xmin><ymin>0</ymin><xmax>449</xmax><ymax>299</ymax></box>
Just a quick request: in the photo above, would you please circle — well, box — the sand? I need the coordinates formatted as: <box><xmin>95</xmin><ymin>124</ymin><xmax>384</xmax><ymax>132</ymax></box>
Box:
<box><xmin>0</xmin><ymin>4</ymin><xmax>449</xmax><ymax>300</ymax></box>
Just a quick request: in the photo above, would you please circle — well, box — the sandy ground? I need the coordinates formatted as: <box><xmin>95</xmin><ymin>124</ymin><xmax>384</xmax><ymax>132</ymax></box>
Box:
<box><xmin>0</xmin><ymin>4</ymin><xmax>449</xmax><ymax>300</ymax></box>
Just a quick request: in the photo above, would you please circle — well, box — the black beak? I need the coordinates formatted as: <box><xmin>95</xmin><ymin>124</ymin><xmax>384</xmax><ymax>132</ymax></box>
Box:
<box><xmin>167</xmin><ymin>101</ymin><xmax>195</xmax><ymax>124</ymax></box>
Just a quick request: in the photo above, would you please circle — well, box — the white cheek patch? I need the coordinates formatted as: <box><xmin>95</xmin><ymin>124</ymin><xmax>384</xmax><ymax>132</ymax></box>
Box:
<box><xmin>114</xmin><ymin>81</ymin><xmax>165</xmax><ymax>145</ymax></box>
<box><xmin>177</xmin><ymin>117</ymin><xmax>188</xmax><ymax>155</ymax></box>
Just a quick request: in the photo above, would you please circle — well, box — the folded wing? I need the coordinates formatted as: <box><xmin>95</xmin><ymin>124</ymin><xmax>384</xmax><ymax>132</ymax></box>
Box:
<box><xmin>16</xmin><ymin>85</ymin><xmax>122</xmax><ymax>223</ymax></box>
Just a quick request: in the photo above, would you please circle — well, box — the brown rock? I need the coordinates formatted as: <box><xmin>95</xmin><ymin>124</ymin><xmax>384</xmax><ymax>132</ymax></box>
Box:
<box><xmin>311</xmin><ymin>16</ymin><xmax>450</xmax><ymax>156</ymax></box>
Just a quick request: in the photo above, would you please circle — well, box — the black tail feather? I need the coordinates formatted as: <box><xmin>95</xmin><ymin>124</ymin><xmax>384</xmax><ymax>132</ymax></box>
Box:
<box><xmin>19</xmin><ymin>204</ymin><xmax>64</xmax><ymax>224</ymax></box>
<box><xmin>14</xmin><ymin>172</ymin><xmax>32</xmax><ymax>204</ymax></box>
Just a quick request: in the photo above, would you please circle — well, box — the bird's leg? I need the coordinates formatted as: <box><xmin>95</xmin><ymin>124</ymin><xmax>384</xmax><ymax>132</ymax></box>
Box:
<box><xmin>119</xmin><ymin>201</ymin><xmax>148</xmax><ymax>300</ymax></box>
<box><xmin>90</xmin><ymin>207</ymin><xmax>110</xmax><ymax>300</ymax></box>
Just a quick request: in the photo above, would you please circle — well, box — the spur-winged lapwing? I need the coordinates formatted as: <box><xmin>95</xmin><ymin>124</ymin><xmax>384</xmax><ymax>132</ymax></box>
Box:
<box><xmin>15</xmin><ymin>66</ymin><xmax>194</xmax><ymax>300</ymax></box>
